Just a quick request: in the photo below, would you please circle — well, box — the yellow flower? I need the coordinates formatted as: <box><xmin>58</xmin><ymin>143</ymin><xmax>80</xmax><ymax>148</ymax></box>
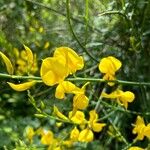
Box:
<box><xmin>25</xmin><ymin>126</ymin><xmax>35</xmax><ymax>142</ymax></box>
<box><xmin>98</xmin><ymin>56</ymin><xmax>122</xmax><ymax>86</ymax></box>
<box><xmin>70</xmin><ymin>127</ymin><xmax>80</xmax><ymax>141</ymax></box>
<box><xmin>78</xmin><ymin>128</ymin><xmax>94</xmax><ymax>142</ymax></box>
<box><xmin>128</xmin><ymin>146</ymin><xmax>144</xmax><ymax>150</ymax></box>
<box><xmin>132</xmin><ymin>116</ymin><xmax>150</xmax><ymax>140</ymax></box>
<box><xmin>88</xmin><ymin>110</ymin><xmax>106</xmax><ymax>132</ymax></box>
<box><xmin>55</xmin><ymin>81</ymin><xmax>80</xmax><ymax>99</ymax></box>
<box><xmin>73</xmin><ymin>82</ymin><xmax>89</xmax><ymax>110</ymax></box>
<box><xmin>53</xmin><ymin>47</ymin><xmax>84</xmax><ymax>74</ymax></box>
<box><xmin>102</xmin><ymin>89</ymin><xmax>135</xmax><ymax>109</ymax></box>
<box><xmin>73</xmin><ymin>94</ymin><xmax>89</xmax><ymax>110</ymax></box>
<box><xmin>69</xmin><ymin>111</ymin><xmax>86</xmax><ymax>125</ymax></box>
<box><xmin>40</xmin><ymin>57</ymin><xmax>68</xmax><ymax>86</ymax></box>
<box><xmin>41</xmin><ymin>130</ymin><xmax>54</xmax><ymax>145</ymax></box>
<box><xmin>14</xmin><ymin>46</ymin><xmax>38</xmax><ymax>75</ymax></box>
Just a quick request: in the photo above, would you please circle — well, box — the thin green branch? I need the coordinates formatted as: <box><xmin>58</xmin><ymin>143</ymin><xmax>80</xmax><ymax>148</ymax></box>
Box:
<box><xmin>66</xmin><ymin>0</ymin><xmax>99</xmax><ymax>62</ymax></box>
<box><xmin>25</xmin><ymin>0</ymin><xmax>102</xmax><ymax>33</ymax></box>
<box><xmin>0</xmin><ymin>73</ymin><xmax>150</xmax><ymax>86</ymax></box>
<box><xmin>0</xmin><ymin>73</ymin><xmax>41</xmax><ymax>80</ymax></box>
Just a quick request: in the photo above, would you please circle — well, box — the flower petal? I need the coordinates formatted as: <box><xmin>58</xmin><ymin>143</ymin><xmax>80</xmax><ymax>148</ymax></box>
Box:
<box><xmin>70</xmin><ymin>127</ymin><xmax>80</xmax><ymax>141</ymax></box>
<box><xmin>55</xmin><ymin>81</ymin><xmax>80</xmax><ymax>99</ymax></box>
<box><xmin>78</xmin><ymin>128</ymin><xmax>94</xmax><ymax>142</ymax></box>
<box><xmin>7</xmin><ymin>81</ymin><xmax>36</xmax><ymax>91</ymax></box>
<box><xmin>0</xmin><ymin>51</ymin><xmax>14</xmax><ymax>74</ymax></box>
<box><xmin>40</xmin><ymin>57</ymin><xmax>68</xmax><ymax>86</ymax></box>
<box><xmin>54</xmin><ymin>47</ymin><xmax>84</xmax><ymax>74</ymax></box>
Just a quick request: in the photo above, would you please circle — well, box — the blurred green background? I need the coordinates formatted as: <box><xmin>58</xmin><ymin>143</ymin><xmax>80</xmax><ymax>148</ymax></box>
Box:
<box><xmin>0</xmin><ymin>0</ymin><xmax>150</xmax><ymax>149</ymax></box>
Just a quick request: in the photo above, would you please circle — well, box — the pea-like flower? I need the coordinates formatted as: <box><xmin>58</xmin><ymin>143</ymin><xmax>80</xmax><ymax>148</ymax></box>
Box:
<box><xmin>53</xmin><ymin>47</ymin><xmax>84</xmax><ymax>74</ymax></box>
<box><xmin>132</xmin><ymin>116</ymin><xmax>150</xmax><ymax>140</ymax></box>
<box><xmin>40</xmin><ymin>47</ymin><xmax>84</xmax><ymax>86</ymax></box>
<box><xmin>102</xmin><ymin>89</ymin><xmax>135</xmax><ymax>109</ymax></box>
<box><xmin>73</xmin><ymin>82</ymin><xmax>89</xmax><ymax>110</ymax></box>
<box><xmin>40</xmin><ymin>57</ymin><xmax>68</xmax><ymax>86</ymax></box>
<box><xmin>55</xmin><ymin>81</ymin><xmax>80</xmax><ymax>99</ymax></box>
<box><xmin>99</xmin><ymin>56</ymin><xmax>122</xmax><ymax>86</ymax></box>
<box><xmin>88</xmin><ymin>110</ymin><xmax>106</xmax><ymax>132</ymax></box>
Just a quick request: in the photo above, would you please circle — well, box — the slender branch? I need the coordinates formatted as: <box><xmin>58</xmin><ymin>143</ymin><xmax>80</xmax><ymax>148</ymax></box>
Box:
<box><xmin>25</xmin><ymin>0</ymin><xmax>102</xmax><ymax>33</ymax></box>
<box><xmin>0</xmin><ymin>73</ymin><xmax>41</xmax><ymax>80</ymax></box>
<box><xmin>66</xmin><ymin>0</ymin><xmax>99</xmax><ymax>62</ymax></box>
<box><xmin>0</xmin><ymin>73</ymin><xmax>150</xmax><ymax>86</ymax></box>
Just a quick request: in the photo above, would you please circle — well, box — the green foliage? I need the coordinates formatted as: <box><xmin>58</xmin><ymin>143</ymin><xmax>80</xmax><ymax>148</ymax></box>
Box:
<box><xmin>0</xmin><ymin>0</ymin><xmax>150</xmax><ymax>149</ymax></box>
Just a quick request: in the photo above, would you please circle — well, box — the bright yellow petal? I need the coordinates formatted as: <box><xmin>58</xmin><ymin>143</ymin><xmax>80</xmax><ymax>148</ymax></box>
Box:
<box><xmin>108</xmin><ymin>56</ymin><xmax>122</xmax><ymax>72</ymax></box>
<box><xmin>99</xmin><ymin>57</ymin><xmax>111</xmax><ymax>73</ymax></box>
<box><xmin>128</xmin><ymin>146</ymin><xmax>144</xmax><ymax>150</ymax></box>
<box><xmin>69</xmin><ymin>111</ymin><xmax>86</xmax><ymax>124</ymax></box>
<box><xmin>23</xmin><ymin>45</ymin><xmax>34</xmax><ymax>65</ymax></box>
<box><xmin>135</xmin><ymin>116</ymin><xmax>145</xmax><ymax>126</ymax></box>
<box><xmin>89</xmin><ymin>110</ymin><xmax>98</xmax><ymax>123</ymax></box>
<box><xmin>101</xmin><ymin>91</ymin><xmax>118</xmax><ymax>99</ymax></box>
<box><xmin>54</xmin><ymin>47</ymin><xmax>84</xmax><ymax>74</ymax></box>
<box><xmin>0</xmin><ymin>51</ymin><xmax>14</xmax><ymax>74</ymax></box>
<box><xmin>144</xmin><ymin>124</ymin><xmax>150</xmax><ymax>138</ymax></box>
<box><xmin>92</xmin><ymin>123</ymin><xmax>106</xmax><ymax>132</ymax></box>
<box><xmin>41</xmin><ymin>130</ymin><xmax>54</xmax><ymax>145</ymax></box>
<box><xmin>70</xmin><ymin>127</ymin><xmax>80</xmax><ymax>141</ymax></box>
<box><xmin>55</xmin><ymin>81</ymin><xmax>80</xmax><ymax>99</ymax></box>
<box><xmin>98</xmin><ymin>56</ymin><xmax>121</xmax><ymax>75</ymax></box>
<box><xmin>53</xmin><ymin>106</ymin><xmax>69</xmax><ymax>121</ymax></box>
<box><xmin>7</xmin><ymin>81</ymin><xmax>36</xmax><ymax>91</ymax></box>
<box><xmin>73</xmin><ymin>94</ymin><xmax>89</xmax><ymax>110</ymax></box>
<box><xmin>40</xmin><ymin>57</ymin><xmax>68</xmax><ymax>86</ymax></box>
<box><xmin>78</xmin><ymin>128</ymin><xmax>94</xmax><ymax>142</ymax></box>
<box><xmin>120</xmin><ymin>91</ymin><xmax>135</xmax><ymax>102</ymax></box>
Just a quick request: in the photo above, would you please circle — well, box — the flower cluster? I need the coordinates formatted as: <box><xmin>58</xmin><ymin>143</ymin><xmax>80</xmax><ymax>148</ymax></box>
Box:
<box><xmin>99</xmin><ymin>56</ymin><xmax>135</xmax><ymax>109</ymax></box>
<box><xmin>132</xmin><ymin>116</ymin><xmax>150</xmax><ymax>140</ymax></box>
<box><xmin>2</xmin><ymin>45</ymin><xmax>146</xmax><ymax>149</ymax></box>
<box><xmin>13</xmin><ymin>45</ymin><xmax>38</xmax><ymax>75</ymax></box>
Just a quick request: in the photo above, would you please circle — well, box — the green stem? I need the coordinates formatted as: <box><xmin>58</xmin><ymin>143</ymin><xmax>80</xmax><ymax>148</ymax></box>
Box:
<box><xmin>25</xmin><ymin>0</ymin><xmax>102</xmax><ymax>34</ymax></box>
<box><xmin>0</xmin><ymin>73</ymin><xmax>150</xmax><ymax>86</ymax></box>
<box><xmin>95</xmin><ymin>87</ymin><xmax>106</xmax><ymax>113</ymax></box>
<box><xmin>66</xmin><ymin>0</ymin><xmax>98</xmax><ymax>62</ymax></box>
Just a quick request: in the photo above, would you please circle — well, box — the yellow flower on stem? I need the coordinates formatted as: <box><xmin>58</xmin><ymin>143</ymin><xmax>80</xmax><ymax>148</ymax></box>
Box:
<box><xmin>77</xmin><ymin>110</ymin><xmax>105</xmax><ymax>142</ymax></box>
<box><xmin>132</xmin><ymin>116</ymin><xmax>150</xmax><ymax>140</ymax></box>
<box><xmin>40</xmin><ymin>57</ymin><xmax>68</xmax><ymax>86</ymax></box>
<box><xmin>88</xmin><ymin>110</ymin><xmax>106</xmax><ymax>132</ymax></box>
<box><xmin>55</xmin><ymin>81</ymin><xmax>80</xmax><ymax>99</ymax></box>
<box><xmin>78</xmin><ymin>128</ymin><xmax>94</xmax><ymax>142</ymax></box>
<box><xmin>73</xmin><ymin>82</ymin><xmax>89</xmax><ymax>110</ymax></box>
<box><xmin>69</xmin><ymin>111</ymin><xmax>86</xmax><ymax>125</ymax></box>
<box><xmin>70</xmin><ymin>127</ymin><xmax>80</xmax><ymax>141</ymax></box>
<box><xmin>102</xmin><ymin>89</ymin><xmax>135</xmax><ymax>109</ymax></box>
<box><xmin>14</xmin><ymin>46</ymin><xmax>38</xmax><ymax>75</ymax></box>
<box><xmin>98</xmin><ymin>56</ymin><xmax>122</xmax><ymax>86</ymax></box>
<box><xmin>53</xmin><ymin>47</ymin><xmax>84</xmax><ymax>74</ymax></box>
